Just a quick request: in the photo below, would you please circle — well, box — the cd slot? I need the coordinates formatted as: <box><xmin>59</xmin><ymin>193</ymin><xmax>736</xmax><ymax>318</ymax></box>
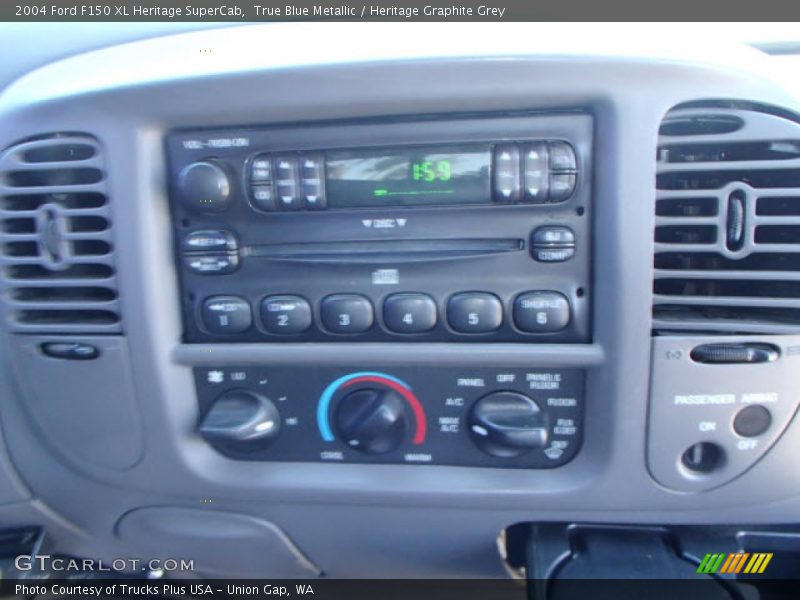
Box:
<box><xmin>245</xmin><ymin>238</ymin><xmax>523</xmax><ymax>264</ymax></box>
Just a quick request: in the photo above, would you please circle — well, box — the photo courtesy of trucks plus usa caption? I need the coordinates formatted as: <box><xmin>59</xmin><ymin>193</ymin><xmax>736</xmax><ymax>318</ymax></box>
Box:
<box><xmin>16</xmin><ymin>584</ymin><xmax>306</xmax><ymax>597</ymax></box>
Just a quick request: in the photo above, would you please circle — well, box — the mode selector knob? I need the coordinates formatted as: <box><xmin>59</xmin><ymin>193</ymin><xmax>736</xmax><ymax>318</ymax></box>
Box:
<box><xmin>334</xmin><ymin>388</ymin><xmax>408</xmax><ymax>455</ymax></box>
<box><xmin>468</xmin><ymin>391</ymin><xmax>548</xmax><ymax>457</ymax></box>
<box><xmin>178</xmin><ymin>160</ymin><xmax>232</xmax><ymax>213</ymax></box>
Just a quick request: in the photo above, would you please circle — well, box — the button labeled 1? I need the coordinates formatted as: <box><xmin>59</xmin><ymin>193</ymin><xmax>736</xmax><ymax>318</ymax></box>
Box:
<box><xmin>201</xmin><ymin>296</ymin><xmax>252</xmax><ymax>334</ymax></box>
<box><xmin>513</xmin><ymin>291</ymin><xmax>570</xmax><ymax>333</ymax></box>
<box><xmin>321</xmin><ymin>294</ymin><xmax>374</xmax><ymax>334</ymax></box>
<box><xmin>448</xmin><ymin>293</ymin><xmax>503</xmax><ymax>333</ymax></box>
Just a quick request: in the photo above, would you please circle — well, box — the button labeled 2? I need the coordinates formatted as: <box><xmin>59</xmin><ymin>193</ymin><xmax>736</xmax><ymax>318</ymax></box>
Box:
<box><xmin>261</xmin><ymin>295</ymin><xmax>312</xmax><ymax>334</ymax></box>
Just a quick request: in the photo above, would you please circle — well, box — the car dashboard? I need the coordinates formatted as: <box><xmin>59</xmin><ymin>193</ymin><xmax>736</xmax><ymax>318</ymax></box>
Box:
<box><xmin>0</xmin><ymin>23</ymin><xmax>799</xmax><ymax>581</ymax></box>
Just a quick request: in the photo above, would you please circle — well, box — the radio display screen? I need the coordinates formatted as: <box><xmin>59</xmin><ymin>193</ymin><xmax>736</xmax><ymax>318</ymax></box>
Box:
<box><xmin>325</xmin><ymin>144</ymin><xmax>491</xmax><ymax>208</ymax></box>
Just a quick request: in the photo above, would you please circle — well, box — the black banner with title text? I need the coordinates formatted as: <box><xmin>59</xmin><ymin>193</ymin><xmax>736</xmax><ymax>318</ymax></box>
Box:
<box><xmin>3</xmin><ymin>0</ymin><xmax>800</xmax><ymax>21</ymax></box>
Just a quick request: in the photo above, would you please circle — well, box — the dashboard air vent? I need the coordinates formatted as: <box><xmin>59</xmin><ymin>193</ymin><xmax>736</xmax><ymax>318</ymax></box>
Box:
<box><xmin>0</xmin><ymin>134</ymin><xmax>120</xmax><ymax>333</ymax></box>
<box><xmin>654</xmin><ymin>107</ymin><xmax>800</xmax><ymax>334</ymax></box>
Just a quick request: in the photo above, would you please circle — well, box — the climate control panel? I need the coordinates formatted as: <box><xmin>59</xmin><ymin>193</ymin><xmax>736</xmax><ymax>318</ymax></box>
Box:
<box><xmin>194</xmin><ymin>366</ymin><xmax>584</xmax><ymax>468</ymax></box>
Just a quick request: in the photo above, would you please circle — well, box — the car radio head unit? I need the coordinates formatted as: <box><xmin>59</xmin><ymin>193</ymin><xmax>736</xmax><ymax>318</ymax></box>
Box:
<box><xmin>166</xmin><ymin>113</ymin><xmax>593</xmax><ymax>344</ymax></box>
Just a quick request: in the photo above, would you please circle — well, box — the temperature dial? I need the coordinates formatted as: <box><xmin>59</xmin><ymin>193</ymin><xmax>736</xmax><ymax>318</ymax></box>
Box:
<box><xmin>468</xmin><ymin>391</ymin><xmax>548</xmax><ymax>457</ymax></box>
<box><xmin>334</xmin><ymin>388</ymin><xmax>408</xmax><ymax>455</ymax></box>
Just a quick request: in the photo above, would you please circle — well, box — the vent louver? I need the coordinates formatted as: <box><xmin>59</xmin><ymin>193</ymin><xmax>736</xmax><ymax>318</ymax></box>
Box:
<box><xmin>654</xmin><ymin>106</ymin><xmax>800</xmax><ymax>334</ymax></box>
<box><xmin>0</xmin><ymin>134</ymin><xmax>120</xmax><ymax>333</ymax></box>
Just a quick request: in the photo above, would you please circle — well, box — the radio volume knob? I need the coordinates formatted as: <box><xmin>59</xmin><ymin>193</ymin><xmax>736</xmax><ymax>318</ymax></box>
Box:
<box><xmin>178</xmin><ymin>161</ymin><xmax>232</xmax><ymax>213</ymax></box>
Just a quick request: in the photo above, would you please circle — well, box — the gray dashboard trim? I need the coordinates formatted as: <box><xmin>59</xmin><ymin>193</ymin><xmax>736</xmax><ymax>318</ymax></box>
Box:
<box><xmin>173</xmin><ymin>343</ymin><xmax>605</xmax><ymax>367</ymax></box>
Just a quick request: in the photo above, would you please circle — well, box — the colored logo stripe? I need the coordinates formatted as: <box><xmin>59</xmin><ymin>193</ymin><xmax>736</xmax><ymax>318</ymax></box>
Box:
<box><xmin>317</xmin><ymin>371</ymin><xmax>427</xmax><ymax>444</ymax></box>
<box><xmin>697</xmin><ymin>552</ymin><xmax>773</xmax><ymax>574</ymax></box>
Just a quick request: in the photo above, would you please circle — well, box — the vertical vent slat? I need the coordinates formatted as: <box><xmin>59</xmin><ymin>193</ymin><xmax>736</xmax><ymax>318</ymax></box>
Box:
<box><xmin>654</xmin><ymin>107</ymin><xmax>800</xmax><ymax>335</ymax></box>
<box><xmin>0</xmin><ymin>134</ymin><xmax>120</xmax><ymax>333</ymax></box>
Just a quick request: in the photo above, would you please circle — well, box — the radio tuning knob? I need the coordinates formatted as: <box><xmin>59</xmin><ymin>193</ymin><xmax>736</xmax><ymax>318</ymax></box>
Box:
<box><xmin>334</xmin><ymin>388</ymin><xmax>408</xmax><ymax>455</ymax></box>
<box><xmin>468</xmin><ymin>391</ymin><xmax>548</xmax><ymax>457</ymax></box>
<box><xmin>178</xmin><ymin>160</ymin><xmax>232</xmax><ymax>213</ymax></box>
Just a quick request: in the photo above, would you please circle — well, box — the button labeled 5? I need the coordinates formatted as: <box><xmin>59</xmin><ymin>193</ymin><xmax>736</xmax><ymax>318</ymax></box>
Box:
<box><xmin>447</xmin><ymin>293</ymin><xmax>503</xmax><ymax>333</ymax></box>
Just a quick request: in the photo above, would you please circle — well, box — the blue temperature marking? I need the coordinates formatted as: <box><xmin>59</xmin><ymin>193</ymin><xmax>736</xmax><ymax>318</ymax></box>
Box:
<box><xmin>317</xmin><ymin>371</ymin><xmax>412</xmax><ymax>441</ymax></box>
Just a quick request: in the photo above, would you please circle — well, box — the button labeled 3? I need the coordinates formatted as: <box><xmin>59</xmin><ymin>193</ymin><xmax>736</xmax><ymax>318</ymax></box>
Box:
<box><xmin>321</xmin><ymin>294</ymin><xmax>374</xmax><ymax>334</ymax></box>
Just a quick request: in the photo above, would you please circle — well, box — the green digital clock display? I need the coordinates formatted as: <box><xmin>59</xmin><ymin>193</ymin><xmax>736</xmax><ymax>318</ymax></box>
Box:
<box><xmin>325</xmin><ymin>144</ymin><xmax>491</xmax><ymax>208</ymax></box>
<box><xmin>411</xmin><ymin>160</ymin><xmax>452</xmax><ymax>182</ymax></box>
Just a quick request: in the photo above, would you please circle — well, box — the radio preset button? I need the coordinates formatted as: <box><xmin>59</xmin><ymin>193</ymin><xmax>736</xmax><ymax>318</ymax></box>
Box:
<box><xmin>493</xmin><ymin>145</ymin><xmax>521</xmax><ymax>203</ymax></box>
<box><xmin>201</xmin><ymin>296</ymin><xmax>252</xmax><ymax>334</ymax></box>
<box><xmin>514</xmin><ymin>291</ymin><xmax>570</xmax><ymax>333</ymax></box>
<box><xmin>448</xmin><ymin>293</ymin><xmax>503</xmax><ymax>333</ymax></box>
<box><xmin>261</xmin><ymin>295</ymin><xmax>312</xmax><ymax>334</ymax></box>
<box><xmin>383</xmin><ymin>293</ymin><xmax>437</xmax><ymax>333</ymax></box>
<box><xmin>522</xmin><ymin>142</ymin><xmax>548</xmax><ymax>203</ymax></box>
<box><xmin>321</xmin><ymin>294</ymin><xmax>374</xmax><ymax>334</ymax></box>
